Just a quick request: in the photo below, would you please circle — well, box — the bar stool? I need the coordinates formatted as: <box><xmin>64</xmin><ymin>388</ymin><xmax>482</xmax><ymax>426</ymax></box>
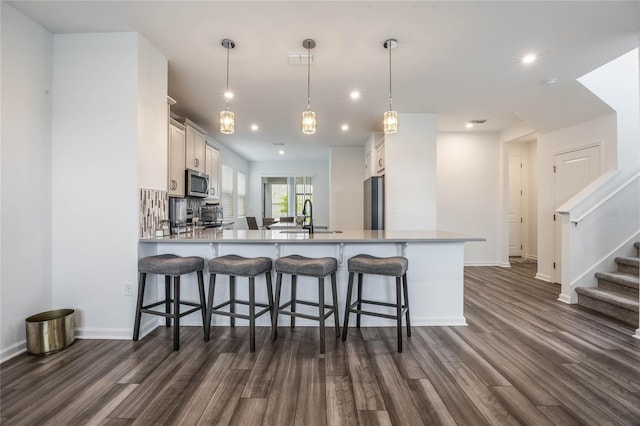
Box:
<box><xmin>205</xmin><ymin>255</ymin><xmax>273</xmax><ymax>352</ymax></box>
<box><xmin>341</xmin><ymin>254</ymin><xmax>411</xmax><ymax>352</ymax></box>
<box><xmin>271</xmin><ymin>255</ymin><xmax>339</xmax><ymax>354</ymax></box>
<box><xmin>133</xmin><ymin>254</ymin><xmax>206</xmax><ymax>351</ymax></box>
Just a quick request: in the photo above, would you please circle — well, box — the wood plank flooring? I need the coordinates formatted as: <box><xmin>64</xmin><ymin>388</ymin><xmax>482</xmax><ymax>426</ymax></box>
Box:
<box><xmin>2</xmin><ymin>262</ymin><xmax>640</xmax><ymax>425</ymax></box>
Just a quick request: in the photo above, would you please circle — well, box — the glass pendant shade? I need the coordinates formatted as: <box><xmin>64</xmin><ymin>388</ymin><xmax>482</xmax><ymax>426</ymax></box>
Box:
<box><xmin>302</xmin><ymin>110</ymin><xmax>316</xmax><ymax>134</ymax></box>
<box><xmin>220</xmin><ymin>110</ymin><xmax>235</xmax><ymax>134</ymax></box>
<box><xmin>383</xmin><ymin>110</ymin><xmax>398</xmax><ymax>134</ymax></box>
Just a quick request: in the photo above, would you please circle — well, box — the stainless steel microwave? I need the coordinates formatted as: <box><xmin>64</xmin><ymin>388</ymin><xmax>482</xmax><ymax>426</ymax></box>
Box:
<box><xmin>185</xmin><ymin>169</ymin><xmax>209</xmax><ymax>198</ymax></box>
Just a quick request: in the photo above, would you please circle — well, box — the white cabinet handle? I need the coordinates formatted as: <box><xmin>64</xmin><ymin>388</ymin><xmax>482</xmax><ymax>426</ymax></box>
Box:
<box><xmin>210</xmin><ymin>187</ymin><xmax>215</xmax><ymax>196</ymax></box>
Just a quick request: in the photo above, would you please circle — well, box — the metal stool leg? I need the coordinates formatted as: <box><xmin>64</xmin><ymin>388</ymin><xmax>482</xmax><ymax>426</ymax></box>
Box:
<box><xmin>133</xmin><ymin>272</ymin><xmax>146</xmax><ymax>341</ymax></box>
<box><xmin>290</xmin><ymin>275</ymin><xmax>297</xmax><ymax>329</ymax></box>
<box><xmin>396</xmin><ymin>276</ymin><xmax>402</xmax><ymax>353</ymax></box>
<box><xmin>205</xmin><ymin>273</ymin><xmax>217</xmax><ymax>341</ymax></box>
<box><xmin>318</xmin><ymin>277</ymin><xmax>325</xmax><ymax>354</ymax></box>
<box><xmin>403</xmin><ymin>273</ymin><xmax>411</xmax><ymax>337</ymax></box>
<box><xmin>164</xmin><ymin>275</ymin><xmax>171</xmax><ymax>327</ymax></box>
<box><xmin>197</xmin><ymin>271</ymin><xmax>206</xmax><ymax>339</ymax></box>
<box><xmin>356</xmin><ymin>273</ymin><xmax>363</xmax><ymax>328</ymax></box>
<box><xmin>249</xmin><ymin>277</ymin><xmax>256</xmax><ymax>352</ymax></box>
<box><xmin>272</xmin><ymin>272</ymin><xmax>283</xmax><ymax>341</ymax></box>
<box><xmin>341</xmin><ymin>272</ymin><xmax>355</xmax><ymax>341</ymax></box>
<box><xmin>229</xmin><ymin>276</ymin><xmax>236</xmax><ymax>327</ymax></box>
<box><xmin>331</xmin><ymin>272</ymin><xmax>340</xmax><ymax>337</ymax></box>
<box><xmin>265</xmin><ymin>272</ymin><xmax>274</xmax><ymax>326</ymax></box>
<box><xmin>173</xmin><ymin>276</ymin><xmax>180</xmax><ymax>351</ymax></box>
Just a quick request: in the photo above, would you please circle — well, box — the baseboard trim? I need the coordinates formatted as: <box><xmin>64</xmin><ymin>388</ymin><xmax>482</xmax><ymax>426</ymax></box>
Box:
<box><xmin>0</xmin><ymin>340</ymin><xmax>27</xmax><ymax>364</ymax></box>
<box><xmin>76</xmin><ymin>319</ymin><xmax>158</xmax><ymax>341</ymax></box>
<box><xmin>464</xmin><ymin>261</ymin><xmax>505</xmax><ymax>267</ymax></box>
<box><xmin>557</xmin><ymin>294</ymin><xmax>573</xmax><ymax>304</ymax></box>
<box><xmin>523</xmin><ymin>254</ymin><xmax>538</xmax><ymax>261</ymax></box>
<box><xmin>535</xmin><ymin>273</ymin><xmax>552</xmax><ymax>282</ymax></box>
<box><xmin>634</xmin><ymin>328</ymin><xmax>640</xmax><ymax>340</ymax></box>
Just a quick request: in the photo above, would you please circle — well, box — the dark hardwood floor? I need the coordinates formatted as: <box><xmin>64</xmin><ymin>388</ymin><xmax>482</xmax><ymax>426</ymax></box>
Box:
<box><xmin>2</xmin><ymin>262</ymin><xmax>640</xmax><ymax>425</ymax></box>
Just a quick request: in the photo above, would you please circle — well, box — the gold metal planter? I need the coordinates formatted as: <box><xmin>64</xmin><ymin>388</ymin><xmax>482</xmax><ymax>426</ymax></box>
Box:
<box><xmin>25</xmin><ymin>309</ymin><xmax>75</xmax><ymax>355</ymax></box>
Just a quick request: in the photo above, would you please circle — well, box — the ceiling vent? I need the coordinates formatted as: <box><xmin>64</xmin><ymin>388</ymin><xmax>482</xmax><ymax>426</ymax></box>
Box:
<box><xmin>468</xmin><ymin>119</ymin><xmax>487</xmax><ymax>124</ymax></box>
<box><xmin>288</xmin><ymin>52</ymin><xmax>314</xmax><ymax>65</ymax></box>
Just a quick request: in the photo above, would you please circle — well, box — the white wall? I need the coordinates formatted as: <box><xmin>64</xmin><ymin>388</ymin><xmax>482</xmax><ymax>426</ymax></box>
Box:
<box><xmin>52</xmin><ymin>33</ymin><xmax>167</xmax><ymax>339</ymax></box>
<box><xmin>536</xmin><ymin>113</ymin><xmax>617</xmax><ymax>282</ymax></box>
<box><xmin>437</xmin><ymin>132</ymin><xmax>502</xmax><ymax>265</ymax></box>
<box><xmin>385</xmin><ymin>114</ymin><xmax>437</xmax><ymax>230</ymax></box>
<box><xmin>247</xmin><ymin>160</ymin><xmax>330</xmax><ymax>227</ymax></box>
<box><xmin>329</xmin><ymin>147</ymin><xmax>364</xmax><ymax>230</ymax></box>
<box><xmin>0</xmin><ymin>3</ymin><xmax>54</xmax><ymax>361</ymax></box>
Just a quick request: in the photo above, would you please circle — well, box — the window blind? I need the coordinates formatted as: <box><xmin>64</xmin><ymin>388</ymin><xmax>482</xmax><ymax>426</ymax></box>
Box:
<box><xmin>221</xmin><ymin>164</ymin><xmax>234</xmax><ymax>218</ymax></box>
<box><xmin>237</xmin><ymin>172</ymin><xmax>246</xmax><ymax>217</ymax></box>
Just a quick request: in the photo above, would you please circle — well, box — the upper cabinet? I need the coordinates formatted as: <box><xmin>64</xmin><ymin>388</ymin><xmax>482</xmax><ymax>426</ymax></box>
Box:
<box><xmin>205</xmin><ymin>144</ymin><xmax>220</xmax><ymax>200</ymax></box>
<box><xmin>180</xmin><ymin>118</ymin><xmax>207</xmax><ymax>173</ymax></box>
<box><xmin>168</xmin><ymin>119</ymin><xmax>186</xmax><ymax>197</ymax></box>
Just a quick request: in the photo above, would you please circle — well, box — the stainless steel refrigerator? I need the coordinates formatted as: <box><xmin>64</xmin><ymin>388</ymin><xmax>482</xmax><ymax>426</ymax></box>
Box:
<box><xmin>364</xmin><ymin>176</ymin><xmax>384</xmax><ymax>230</ymax></box>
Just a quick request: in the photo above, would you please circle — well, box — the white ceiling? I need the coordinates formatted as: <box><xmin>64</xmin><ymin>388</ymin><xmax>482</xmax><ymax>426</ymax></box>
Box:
<box><xmin>9</xmin><ymin>1</ymin><xmax>640</xmax><ymax>161</ymax></box>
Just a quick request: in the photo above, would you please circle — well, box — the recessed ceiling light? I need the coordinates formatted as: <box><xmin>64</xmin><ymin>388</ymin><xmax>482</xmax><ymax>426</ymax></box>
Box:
<box><xmin>350</xmin><ymin>90</ymin><xmax>360</xmax><ymax>100</ymax></box>
<box><xmin>522</xmin><ymin>54</ymin><xmax>536</xmax><ymax>64</ymax></box>
<box><xmin>224</xmin><ymin>90</ymin><xmax>234</xmax><ymax>99</ymax></box>
<box><xmin>341</xmin><ymin>124</ymin><xmax>349</xmax><ymax>131</ymax></box>
<box><xmin>278</xmin><ymin>150</ymin><xmax>285</xmax><ymax>156</ymax></box>
<box><xmin>465</xmin><ymin>122</ymin><xmax>474</xmax><ymax>129</ymax></box>
<box><xmin>251</xmin><ymin>124</ymin><xmax>259</xmax><ymax>131</ymax></box>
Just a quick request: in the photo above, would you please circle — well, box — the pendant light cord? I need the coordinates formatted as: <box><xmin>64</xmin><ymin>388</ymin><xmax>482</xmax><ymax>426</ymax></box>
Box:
<box><xmin>388</xmin><ymin>39</ymin><xmax>393</xmax><ymax>111</ymax></box>
<box><xmin>307</xmin><ymin>44</ymin><xmax>311</xmax><ymax>110</ymax></box>
<box><xmin>226</xmin><ymin>45</ymin><xmax>230</xmax><ymax>111</ymax></box>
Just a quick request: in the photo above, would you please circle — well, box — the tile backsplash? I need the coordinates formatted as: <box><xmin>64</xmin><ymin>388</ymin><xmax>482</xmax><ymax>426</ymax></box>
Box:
<box><xmin>139</xmin><ymin>188</ymin><xmax>168</xmax><ymax>238</ymax></box>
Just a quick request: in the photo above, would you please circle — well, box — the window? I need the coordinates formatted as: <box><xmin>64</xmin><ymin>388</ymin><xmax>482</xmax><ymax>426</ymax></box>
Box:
<box><xmin>237</xmin><ymin>172</ymin><xmax>246</xmax><ymax>217</ymax></box>
<box><xmin>221</xmin><ymin>164</ymin><xmax>234</xmax><ymax>219</ymax></box>
<box><xmin>261</xmin><ymin>176</ymin><xmax>313</xmax><ymax>219</ymax></box>
<box><xmin>295</xmin><ymin>176</ymin><xmax>313</xmax><ymax>216</ymax></box>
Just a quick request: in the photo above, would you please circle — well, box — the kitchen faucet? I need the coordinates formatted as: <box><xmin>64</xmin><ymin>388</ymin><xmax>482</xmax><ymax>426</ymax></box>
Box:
<box><xmin>302</xmin><ymin>199</ymin><xmax>314</xmax><ymax>234</ymax></box>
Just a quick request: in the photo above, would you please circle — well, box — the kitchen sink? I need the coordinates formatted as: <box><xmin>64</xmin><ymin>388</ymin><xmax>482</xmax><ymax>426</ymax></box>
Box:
<box><xmin>279</xmin><ymin>230</ymin><xmax>343</xmax><ymax>234</ymax></box>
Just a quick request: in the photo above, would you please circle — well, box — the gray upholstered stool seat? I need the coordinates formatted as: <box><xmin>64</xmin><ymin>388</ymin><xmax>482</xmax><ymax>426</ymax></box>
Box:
<box><xmin>342</xmin><ymin>254</ymin><xmax>411</xmax><ymax>352</ymax></box>
<box><xmin>272</xmin><ymin>255</ymin><xmax>340</xmax><ymax>354</ymax></box>
<box><xmin>347</xmin><ymin>254</ymin><xmax>408</xmax><ymax>277</ymax></box>
<box><xmin>133</xmin><ymin>254</ymin><xmax>206</xmax><ymax>351</ymax></box>
<box><xmin>208</xmin><ymin>255</ymin><xmax>272</xmax><ymax>277</ymax></box>
<box><xmin>205</xmin><ymin>255</ymin><xmax>274</xmax><ymax>352</ymax></box>
<box><xmin>275</xmin><ymin>254</ymin><xmax>338</xmax><ymax>277</ymax></box>
<box><xmin>139</xmin><ymin>254</ymin><xmax>204</xmax><ymax>275</ymax></box>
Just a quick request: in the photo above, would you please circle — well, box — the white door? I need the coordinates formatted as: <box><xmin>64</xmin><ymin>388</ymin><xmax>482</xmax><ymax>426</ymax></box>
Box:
<box><xmin>508</xmin><ymin>155</ymin><xmax>523</xmax><ymax>256</ymax></box>
<box><xmin>553</xmin><ymin>144</ymin><xmax>602</xmax><ymax>282</ymax></box>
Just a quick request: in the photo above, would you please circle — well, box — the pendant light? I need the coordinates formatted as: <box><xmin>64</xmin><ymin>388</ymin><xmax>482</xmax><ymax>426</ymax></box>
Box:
<box><xmin>301</xmin><ymin>39</ymin><xmax>316</xmax><ymax>135</ymax></box>
<box><xmin>220</xmin><ymin>38</ymin><xmax>235</xmax><ymax>135</ymax></box>
<box><xmin>383</xmin><ymin>38</ymin><xmax>398</xmax><ymax>134</ymax></box>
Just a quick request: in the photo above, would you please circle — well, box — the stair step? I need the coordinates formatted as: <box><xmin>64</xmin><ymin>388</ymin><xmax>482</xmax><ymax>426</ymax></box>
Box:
<box><xmin>595</xmin><ymin>271</ymin><xmax>639</xmax><ymax>297</ymax></box>
<box><xmin>576</xmin><ymin>287</ymin><xmax>639</xmax><ymax>327</ymax></box>
<box><xmin>615</xmin><ymin>256</ymin><xmax>639</xmax><ymax>275</ymax></box>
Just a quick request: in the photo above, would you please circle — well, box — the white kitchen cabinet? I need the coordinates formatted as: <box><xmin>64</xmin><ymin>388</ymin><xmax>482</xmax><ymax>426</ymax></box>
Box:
<box><xmin>168</xmin><ymin>119</ymin><xmax>186</xmax><ymax>197</ymax></box>
<box><xmin>205</xmin><ymin>144</ymin><xmax>220</xmax><ymax>200</ymax></box>
<box><xmin>182</xmin><ymin>119</ymin><xmax>207</xmax><ymax>173</ymax></box>
<box><xmin>364</xmin><ymin>148</ymin><xmax>372</xmax><ymax>179</ymax></box>
<box><xmin>375</xmin><ymin>138</ymin><xmax>385</xmax><ymax>175</ymax></box>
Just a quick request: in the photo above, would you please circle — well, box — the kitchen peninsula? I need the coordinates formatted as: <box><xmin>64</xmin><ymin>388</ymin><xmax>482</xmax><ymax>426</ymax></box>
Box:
<box><xmin>139</xmin><ymin>229</ymin><xmax>484</xmax><ymax>327</ymax></box>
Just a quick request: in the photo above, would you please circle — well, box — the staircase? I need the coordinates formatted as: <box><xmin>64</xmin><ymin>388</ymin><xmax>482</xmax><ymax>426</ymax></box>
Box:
<box><xmin>575</xmin><ymin>242</ymin><xmax>639</xmax><ymax>327</ymax></box>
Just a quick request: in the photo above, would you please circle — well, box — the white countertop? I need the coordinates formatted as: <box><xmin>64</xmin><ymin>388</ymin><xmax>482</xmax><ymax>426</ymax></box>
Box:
<box><xmin>140</xmin><ymin>229</ymin><xmax>485</xmax><ymax>244</ymax></box>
